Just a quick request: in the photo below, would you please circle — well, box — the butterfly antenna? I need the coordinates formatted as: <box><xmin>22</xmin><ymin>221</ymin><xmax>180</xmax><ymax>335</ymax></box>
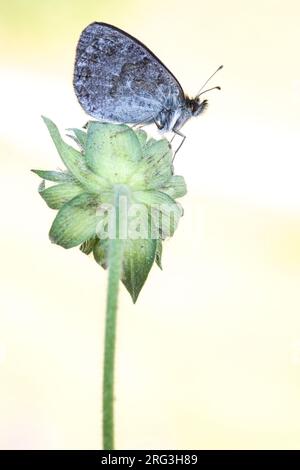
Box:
<box><xmin>197</xmin><ymin>86</ymin><xmax>221</xmax><ymax>97</ymax></box>
<box><xmin>196</xmin><ymin>65</ymin><xmax>223</xmax><ymax>97</ymax></box>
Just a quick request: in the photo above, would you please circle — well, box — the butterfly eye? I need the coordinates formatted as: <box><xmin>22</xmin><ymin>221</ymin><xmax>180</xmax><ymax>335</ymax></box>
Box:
<box><xmin>191</xmin><ymin>99</ymin><xmax>201</xmax><ymax>114</ymax></box>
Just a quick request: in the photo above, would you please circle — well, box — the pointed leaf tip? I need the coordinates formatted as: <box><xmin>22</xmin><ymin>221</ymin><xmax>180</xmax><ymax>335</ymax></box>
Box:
<box><xmin>41</xmin><ymin>116</ymin><xmax>108</xmax><ymax>192</ymax></box>
<box><xmin>121</xmin><ymin>238</ymin><xmax>157</xmax><ymax>303</ymax></box>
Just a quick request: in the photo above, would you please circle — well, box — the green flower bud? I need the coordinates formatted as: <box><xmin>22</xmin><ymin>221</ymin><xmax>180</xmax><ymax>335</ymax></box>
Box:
<box><xmin>33</xmin><ymin>117</ymin><xmax>187</xmax><ymax>302</ymax></box>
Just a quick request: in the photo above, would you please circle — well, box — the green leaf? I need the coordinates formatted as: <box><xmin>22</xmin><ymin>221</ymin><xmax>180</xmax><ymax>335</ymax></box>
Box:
<box><xmin>31</xmin><ymin>169</ymin><xmax>74</xmax><ymax>183</ymax></box>
<box><xmin>42</xmin><ymin>117</ymin><xmax>109</xmax><ymax>192</ymax></box>
<box><xmin>161</xmin><ymin>175</ymin><xmax>187</xmax><ymax>199</ymax></box>
<box><xmin>39</xmin><ymin>182</ymin><xmax>85</xmax><ymax>209</ymax></box>
<box><xmin>122</xmin><ymin>238</ymin><xmax>157</xmax><ymax>303</ymax></box>
<box><xmin>85</xmin><ymin>122</ymin><xmax>142</xmax><ymax>181</ymax></box>
<box><xmin>49</xmin><ymin>193</ymin><xmax>102</xmax><ymax>248</ymax></box>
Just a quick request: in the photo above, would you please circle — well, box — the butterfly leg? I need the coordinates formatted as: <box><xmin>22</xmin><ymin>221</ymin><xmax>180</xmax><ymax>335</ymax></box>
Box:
<box><xmin>172</xmin><ymin>130</ymin><xmax>186</xmax><ymax>160</ymax></box>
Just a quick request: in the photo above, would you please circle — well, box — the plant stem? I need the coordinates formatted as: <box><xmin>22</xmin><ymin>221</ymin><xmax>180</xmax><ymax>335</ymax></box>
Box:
<box><xmin>102</xmin><ymin>185</ymin><xmax>127</xmax><ymax>450</ymax></box>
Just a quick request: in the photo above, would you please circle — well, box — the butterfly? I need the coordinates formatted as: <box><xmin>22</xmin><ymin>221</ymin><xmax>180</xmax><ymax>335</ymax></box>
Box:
<box><xmin>73</xmin><ymin>22</ymin><xmax>222</xmax><ymax>152</ymax></box>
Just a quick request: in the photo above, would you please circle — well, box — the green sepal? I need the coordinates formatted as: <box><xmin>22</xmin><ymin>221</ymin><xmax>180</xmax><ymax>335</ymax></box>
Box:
<box><xmin>31</xmin><ymin>169</ymin><xmax>74</xmax><ymax>183</ymax></box>
<box><xmin>133</xmin><ymin>190</ymin><xmax>182</xmax><ymax>238</ymax></box>
<box><xmin>93</xmin><ymin>233</ymin><xmax>158</xmax><ymax>302</ymax></box>
<box><xmin>49</xmin><ymin>192</ymin><xmax>102</xmax><ymax>248</ymax></box>
<box><xmin>122</xmin><ymin>238</ymin><xmax>157</xmax><ymax>303</ymax></box>
<box><xmin>130</xmin><ymin>138</ymin><xmax>173</xmax><ymax>189</ymax></box>
<box><xmin>39</xmin><ymin>182</ymin><xmax>85</xmax><ymax>209</ymax></box>
<box><xmin>42</xmin><ymin>117</ymin><xmax>109</xmax><ymax>192</ymax></box>
<box><xmin>135</xmin><ymin>129</ymin><xmax>148</xmax><ymax>148</ymax></box>
<box><xmin>161</xmin><ymin>175</ymin><xmax>187</xmax><ymax>199</ymax></box>
<box><xmin>85</xmin><ymin>122</ymin><xmax>142</xmax><ymax>181</ymax></box>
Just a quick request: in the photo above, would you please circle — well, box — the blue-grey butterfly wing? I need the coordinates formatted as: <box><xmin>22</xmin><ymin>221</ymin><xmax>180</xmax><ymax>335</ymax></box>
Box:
<box><xmin>73</xmin><ymin>22</ymin><xmax>185</xmax><ymax>124</ymax></box>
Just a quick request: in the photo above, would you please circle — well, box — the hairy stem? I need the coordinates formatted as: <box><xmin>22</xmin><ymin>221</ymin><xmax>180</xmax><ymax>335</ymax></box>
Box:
<box><xmin>102</xmin><ymin>185</ymin><xmax>127</xmax><ymax>450</ymax></box>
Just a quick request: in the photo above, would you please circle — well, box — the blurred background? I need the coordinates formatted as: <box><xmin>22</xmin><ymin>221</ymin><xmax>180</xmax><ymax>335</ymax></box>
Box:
<box><xmin>1</xmin><ymin>0</ymin><xmax>300</xmax><ymax>449</ymax></box>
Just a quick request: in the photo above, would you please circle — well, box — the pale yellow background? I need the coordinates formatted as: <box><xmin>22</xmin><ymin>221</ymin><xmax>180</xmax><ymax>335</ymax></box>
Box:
<box><xmin>1</xmin><ymin>0</ymin><xmax>300</xmax><ymax>449</ymax></box>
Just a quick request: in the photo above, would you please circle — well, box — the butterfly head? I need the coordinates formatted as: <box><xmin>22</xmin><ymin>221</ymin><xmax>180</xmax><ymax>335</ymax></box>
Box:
<box><xmin>170</xmin><ymin>97</ymin><xmax>208</xmax><ymax>132</ymax></box>
<box><xmin>190</xmin><ymin>97</ymin><xmax>209</xmax><ymax>117</ymax></box>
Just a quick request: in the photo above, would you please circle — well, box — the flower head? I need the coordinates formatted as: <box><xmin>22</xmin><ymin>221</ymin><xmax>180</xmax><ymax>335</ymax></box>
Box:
<box><xmin>33</xmin><ymin>117</ymin><xmax>187</xmax><ymax>301</ymax></box>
